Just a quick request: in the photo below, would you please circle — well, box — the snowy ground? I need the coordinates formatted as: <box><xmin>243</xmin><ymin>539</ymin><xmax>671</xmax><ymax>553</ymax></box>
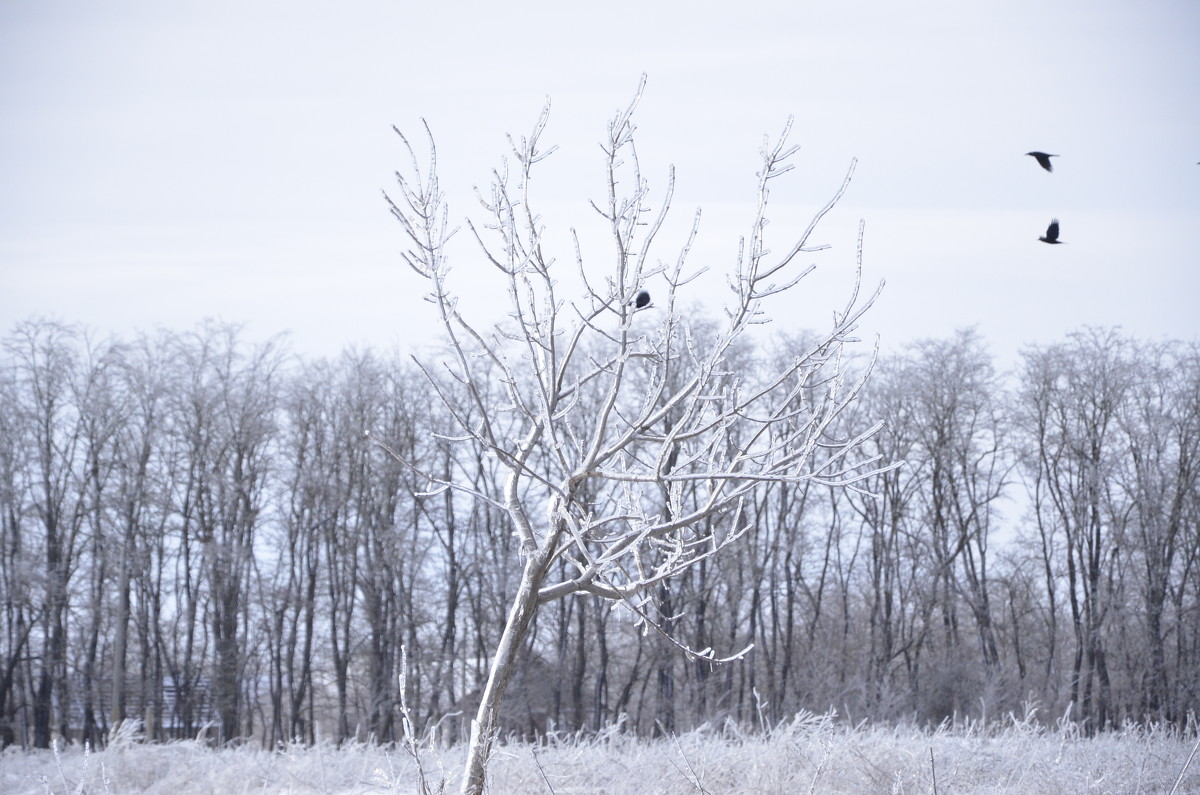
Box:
<box><xmin>3</xmin><ymin>712</ymin><xmax>1197</xmax><ymax>794</ymax></box>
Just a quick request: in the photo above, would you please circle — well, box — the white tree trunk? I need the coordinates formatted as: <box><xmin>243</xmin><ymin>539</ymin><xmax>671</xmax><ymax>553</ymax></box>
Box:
<box><xmin>461</xmin><ymin>550</ymin><xmax>548</xmax><ymax>795</ymax></box>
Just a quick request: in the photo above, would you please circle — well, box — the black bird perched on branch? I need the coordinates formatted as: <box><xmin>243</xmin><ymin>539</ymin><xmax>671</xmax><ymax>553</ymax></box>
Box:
<box><xmin>634</xmin><ymin>290</ymin><xmax>651</xmax><ymax>309</ymax></box>
<box><xmin>1038</xmin><ymin>219</ymin><xmax>1063</xmax><ymax>244</ymax></box>
<box><xmin>1026</xmin><ymin>151</ymin><xmax>1058</xmax><ymax>172</ymax></box>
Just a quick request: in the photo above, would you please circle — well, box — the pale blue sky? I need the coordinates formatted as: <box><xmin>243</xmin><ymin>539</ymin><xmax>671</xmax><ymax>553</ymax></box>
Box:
<box><xmin>2</xmin><ymin>0</ymin><xmax>1198</xmax><ymax>366</ymax></box>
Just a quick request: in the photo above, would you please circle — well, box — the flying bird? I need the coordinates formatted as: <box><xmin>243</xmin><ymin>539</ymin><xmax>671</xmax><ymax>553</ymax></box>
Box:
<box><xmin>1026</xmin><ymin>151</ymin><xmax>1058</xmax><ymax>172</ymax></box>
<box><xmin>1038</xmin><ymin>219</ymin><xmax>1063</xmax><ymax>244</ymax></box>
<box><xmin>634</xmin><ymin>290</ymin><xmax>651</xmax><ymax>309</ymax></box>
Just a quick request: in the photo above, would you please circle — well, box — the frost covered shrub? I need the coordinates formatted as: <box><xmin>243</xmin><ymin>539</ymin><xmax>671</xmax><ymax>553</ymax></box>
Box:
<box><xmin>2</xmin><ymin>712</ymin><xmax>1196</xmax><ymax>794</ymax></box>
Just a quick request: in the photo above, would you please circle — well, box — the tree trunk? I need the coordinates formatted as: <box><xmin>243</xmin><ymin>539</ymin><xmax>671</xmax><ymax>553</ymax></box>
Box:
<box><xmin>461</xmin><ymin>551</ymin><xmax>547</xmax><ymax>795</ymax></box>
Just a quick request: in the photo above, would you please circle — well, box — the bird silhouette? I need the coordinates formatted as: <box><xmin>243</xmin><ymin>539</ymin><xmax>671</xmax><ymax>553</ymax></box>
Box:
<box><xmin>1038</xmin><ymin>219</ymin><xmax>1063</xmax><ymax>244</ymax></box>
<box><xmin>634</xmin><ymin>290</ymin><xmax>651</xmax><ymax>309</ymax></box>
<box><xmin>1026</xmin><ymin>151</ymin><xmax>1058</xmax><ymax>172</ymax></box>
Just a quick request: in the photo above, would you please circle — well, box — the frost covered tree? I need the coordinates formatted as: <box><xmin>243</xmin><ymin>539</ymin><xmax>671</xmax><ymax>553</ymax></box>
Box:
<box><xmin>1019</xmin><ymin>329</ymin><xmax>1134</xmax><ymax>732</ymax></box>
<box><xmin>3</xmin><ymin>321</ymin><xmax>89</xmax><ymax>748</ymax></box>
<box><xmin>382</xmin><ymin>78</ymin><xmax>889</xmax><ymax>794</ymax></box>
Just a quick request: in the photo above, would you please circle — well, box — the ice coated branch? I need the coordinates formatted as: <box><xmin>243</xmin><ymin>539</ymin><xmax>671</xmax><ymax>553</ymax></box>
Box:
<box><xmin>382</xmin><ymin>77</ymin><xmax>891</xmax><ymax>795</ymax></box>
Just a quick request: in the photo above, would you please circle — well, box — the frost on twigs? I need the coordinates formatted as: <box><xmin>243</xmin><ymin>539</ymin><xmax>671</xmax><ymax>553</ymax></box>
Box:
<box><xmin>380</xmin><ymin>75</ymin><xmax>891</xmax><ymax>794</ymax></box>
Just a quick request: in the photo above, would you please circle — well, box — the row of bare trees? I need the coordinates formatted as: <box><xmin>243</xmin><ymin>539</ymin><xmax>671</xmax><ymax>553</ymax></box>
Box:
<box><xmin>1</xmin><ymin>318</ymin><xmax>1196</xmax><ymax>750</ymax></box>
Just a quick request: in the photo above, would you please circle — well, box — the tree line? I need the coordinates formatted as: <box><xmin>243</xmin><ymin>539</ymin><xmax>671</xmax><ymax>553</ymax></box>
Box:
<box><xmin>1</xmin><ymin>318</ymin><xmax>1197</xmax><ymax>749</ymax></box>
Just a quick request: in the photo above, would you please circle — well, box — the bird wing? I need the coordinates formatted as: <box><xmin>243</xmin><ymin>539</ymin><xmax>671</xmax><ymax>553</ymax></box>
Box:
<box><xmin>1028</xmin><ymin>152</ymin><xmax>1053</xmax><ymax>171</ymax></box>
<box><xmin>1046</xmin><ymin>220</ymin><xmax>1060</xmax><ymax>241</ymax></box>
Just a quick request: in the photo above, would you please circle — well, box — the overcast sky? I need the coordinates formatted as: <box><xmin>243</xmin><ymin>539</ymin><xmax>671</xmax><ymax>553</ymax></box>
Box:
<box><xmin>2</xmin><ymin>0</ymin><xmax>1198</xmax><ymax>369</ymax></box>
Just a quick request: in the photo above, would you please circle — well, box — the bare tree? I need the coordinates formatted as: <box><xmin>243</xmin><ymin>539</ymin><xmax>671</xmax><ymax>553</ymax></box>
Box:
<box><xmin>351</xmin><ymin>352</ymin><xmax>432</xmax><ymax>743</ymax></box>
<box><xmin>383</xmin><ymin>78</ymin><xmax>890</xmax><ymax>792</ymax></box>
<box><xmin>1114</xmin><ymin>341</ymin><xmax>1200</xmax><ymax>722</ymax></box>
<box><xmin>169</xmin><ymin>323</ymin><xmax>284</xmax><ymax>743</ymax></box>
<box><xmin>1020</xmin><ymin>328</ymin><xmax>1135</xmax><ymax>732</ymax></box>
<box><xmin>70</xmin><ymin>334</ymin><xmax>125</xmax><ymax>746</ymax></box>
<box><xmin>900</xmin><ymin>329</ymin><xmax>1012</xmax><ymax>719</ymax></box>
<box><xmin>106</xmin><ymin>332</ymin><xmax>178</xmax><ymax>740</ymax></box>
<box><xmin>0</xmin><ymin>329</ymin><xmax>39</xmax><ymax>747</ymax></box>
<box><xmin>4</xmin><ymin>321</ymin><xmax>91</xmax><ymax>747</ymax></box>
<box><xmin>261</xmin><ymin>358</ymin><xmax>336</xmax><ymax>746</ymax></box>
<box><xmin>843</xmin><ymin>350</ymin><xmax>925</xmax><ymax>718</ymax></box>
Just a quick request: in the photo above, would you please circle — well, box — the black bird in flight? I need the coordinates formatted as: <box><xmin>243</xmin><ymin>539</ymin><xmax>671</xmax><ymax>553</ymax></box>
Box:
<box><xmin>1026</xmin><ymin>151</ymin><xmax>1058</xmax><ymax>172</ymax></box>
<box><xmin>1038</xmin><ymin>219</ymin><xmax>1063</xmax><ymax>244</ymax></box>
<box><xmin>634</xmin><ymin>290</ymin><xmax>651</xmax><ymax>309</ymax></box>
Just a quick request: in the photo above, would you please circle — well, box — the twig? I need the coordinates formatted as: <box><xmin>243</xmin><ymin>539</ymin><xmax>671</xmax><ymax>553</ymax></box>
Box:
<box><xmin>1169</xmin><ymin>731</ymin><xmax>1200</xmax><ymax>795</ymax></box>
<box><xmin>529</xmin><ymin>744</ymin><xmax>557</xmax><ymax>794</ymax></box>
<box><xmin>398</xmin><ymin>645</ymin><xmax>447</xmax><ymax>795</ymax></box>
<box><xmin>806</xmin><ymin>732</ymin><xmax>833</xmax><ymax>795</ymax></box>
<box><xmin>667</xmin><ymin>732</ymin><xmax>711</xmax><ymax>794</ymax></box>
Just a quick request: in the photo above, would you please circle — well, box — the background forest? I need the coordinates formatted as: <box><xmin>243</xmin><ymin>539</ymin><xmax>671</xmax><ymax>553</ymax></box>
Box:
<box><xmin>1</xmin><ymin>318</ymin><xmax>1197</xmax><ymax>751</ymax></box>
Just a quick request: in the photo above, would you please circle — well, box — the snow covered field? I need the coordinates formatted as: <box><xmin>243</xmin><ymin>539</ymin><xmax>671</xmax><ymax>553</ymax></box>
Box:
<box><xmin>3</xmin><ymin>712</ymin><xmax>1197</xmax><ymax>794</ymax></box>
